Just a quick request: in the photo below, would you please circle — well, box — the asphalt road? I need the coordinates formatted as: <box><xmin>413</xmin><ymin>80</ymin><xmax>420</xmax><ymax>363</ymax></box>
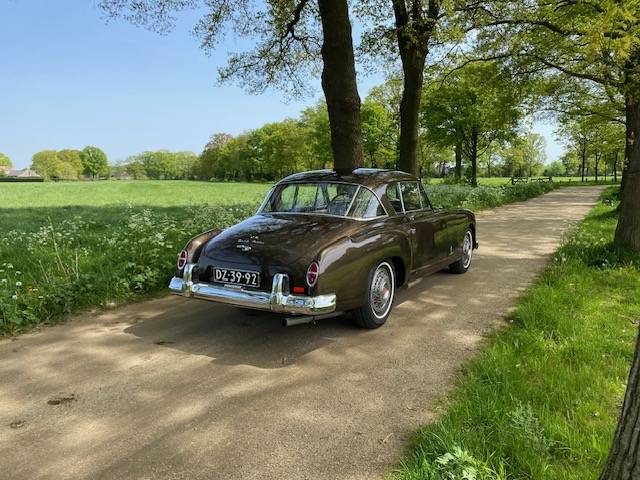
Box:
<box><xmin>0</xmin><ymin>186</ymin><xmax>604</xmax><ymax>480</ymax></box>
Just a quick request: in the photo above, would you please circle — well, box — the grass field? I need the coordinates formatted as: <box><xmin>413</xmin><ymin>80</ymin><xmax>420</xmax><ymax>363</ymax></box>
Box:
<box><xmin>0</xmin><ymin>180</ymin><xmax>271</xmax><ymax>208</ymax></box>
<box><xmin>0</xmin><ymin>180</ymin><xmax>554</xmax><ymax>334</ymax></box>
<box><xmin>393</xmin><ymin>188</ymin><xmax>640</xmax><ymax>480</ymax></box>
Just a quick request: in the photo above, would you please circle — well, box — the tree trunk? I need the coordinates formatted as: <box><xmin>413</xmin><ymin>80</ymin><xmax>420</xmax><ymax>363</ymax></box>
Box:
<box><xmin>455</xmin><ymin>141</ymin><xmax>462</xmax><ymax>181</ymax></box>
<box><xmin>595</xmin><ymin>152</ymin><xmax>599</xmax><ymax>183</ymax></box>
<box><xmin>581</xmin><ymin>139</ymin><xmax>587</xmax><ymax>183</ymax></box>
<box><xmin>614</xmin><ymin>86</ymin><xmax>640</xmax><ymax>251</ymax></box>
<box><xmin>317</xmin><ymin>0</ymin><xmax>363</xmax><ymax>174</ymax></box>
<box><xmin>397</xmin><ymin>47</ymin><xmax>427</xmax><ymax>175</ymax></box>
<box><xmin>393</xmin><ymin>0</ymin><xmax>439</xmax><ymax>176</ymax></box>
<box><xmin>470</xmin><ymin>129</ymin><xmax>478</xmax><ymax>187</ymax></box>
<box><xmin>614</xmin><ymin>151</ymin><xmax>618</xmax><ymax>183</ymax></box>
<box><xmin>600</xmin><ymin>328</ymin><xmax>640</xmax><ymax>480</ymax></box>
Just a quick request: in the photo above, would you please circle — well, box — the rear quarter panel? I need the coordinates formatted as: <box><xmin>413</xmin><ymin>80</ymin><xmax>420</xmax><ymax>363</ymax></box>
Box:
<box><xmin>314</xmin><ymin>217</ymin><xmax>411</xmax><ymax>311</ymax></box>
<box><xmin>446</xmin><ymin>209</ymin><xmax>476</xmax><ymax>250</ymax></box>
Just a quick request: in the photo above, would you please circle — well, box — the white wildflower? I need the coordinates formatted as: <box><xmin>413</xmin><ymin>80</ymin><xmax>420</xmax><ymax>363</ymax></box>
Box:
<box><xmin>15</xmin><ymin>281</ymin><xmax>22</xmax><ymax>287</ymax></box>
<box><xmin>11</xmin><ymin>294</ymin><xmax>18</xmax><ymax>300</ymax></box>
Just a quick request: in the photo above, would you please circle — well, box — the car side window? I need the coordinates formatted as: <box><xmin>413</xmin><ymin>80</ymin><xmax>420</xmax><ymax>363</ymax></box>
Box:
<box><xmin>400</xmin><ymin>182</ymin><xmax>422</xmax><ymax>211</ymax></box>
<box><xmin>419</xmin><ymin>183</ymin><xmax>433</xmax><ymax>210</ymax></box>
<box><xmin>386</xmin><ymin>183</ymin><xmax>403</xmax><ymax>214</ymax></box>
<box><xmin>348</xmin><ymin>188</ymin><xmax>385</xmax><ymax>218</ymax></box>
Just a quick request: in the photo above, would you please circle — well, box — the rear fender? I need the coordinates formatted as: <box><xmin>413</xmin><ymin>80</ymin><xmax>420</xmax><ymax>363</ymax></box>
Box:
<box><xmin>177</xmin><ymin>229</ymin><xmax>221</xmax><ymax>276</ymax></box>
<box><xmin>315</xmin><ymin>231</ymin><xmax>411</xmax><ymax>311</ymax></box>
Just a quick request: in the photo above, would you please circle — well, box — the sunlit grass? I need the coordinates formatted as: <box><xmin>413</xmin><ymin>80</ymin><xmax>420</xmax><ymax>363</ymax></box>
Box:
<box><xmin>0</xmin><ymin>180</ymin><xmax>271</xmax><ymax>208</ymax></box>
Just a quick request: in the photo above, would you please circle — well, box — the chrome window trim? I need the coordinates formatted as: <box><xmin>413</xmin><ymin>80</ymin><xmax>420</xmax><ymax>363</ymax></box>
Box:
<box><xmin>256</xmin><ymin>186</ymin><xmax>276</xmax><ymax>214</ymax></box>
<box><xmin>384</xmin><ymin>182</ymin><xmax>405</xmax><ymax>216</ymax></box>
<box><xmin>344</xmin><ymin>185</ymin><xmax>361</xmax><ymax>217</ymax></box>
<box><xmin>258</xmin><ymin>181</ymin><xmax>389</xmax><ymax>220</ymax></box>
<box><xmin>419</xmin><ymin>182</ymin><xmax>435</xmax><ymax>211</ymax></box>
<box><xmin>393</xmin><ymin>182</ymin><xmax>405</xmax><ymax>214</ymax></box>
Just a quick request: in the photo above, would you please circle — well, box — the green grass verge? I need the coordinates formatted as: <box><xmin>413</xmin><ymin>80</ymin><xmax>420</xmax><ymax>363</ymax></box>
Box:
<box><xmin>392</xmin><ymin>188</ymin><xmax>640</xmax><ymax>480</ymax></box>
<box><xmin>0</xmin><ymin>180</ymin><xmax>555</xmax><ymax>335</ymax></box>
<box><xmin>428</xmin><ymin>176</ymin><xmax>621</xmax><ymax>187</ymax></box>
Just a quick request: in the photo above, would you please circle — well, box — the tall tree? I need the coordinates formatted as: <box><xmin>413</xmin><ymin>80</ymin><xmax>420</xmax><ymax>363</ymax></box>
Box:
<box><xmin>198</xmin><ymin>133</ymin><xmax>234</xmax><ymax>180</ymax></box>
<box><xmin>421</xmin><ymin>61</ymin><xmax>524</xmax><ymax>185</ymax></box>
<box><xmin>57</xmin><ymin>149</ymin><xmax>84</xmax><ymax>179</ymax></box>
<box><xmin>80</xmin><ymin>146</ymin><xmax>109</xmax><ymax>179</ymax></box>
<box><xmin>393</xmin><ymin>0</ymin><xmax>440</xmax><ymax>174</ymax></box>
<box><xmin>317</xmin><ymin>0</ymin><xmax>364</xmax><ymax>173</ymax></box>
<box><xmin>31</xmin><ymin>150</ymin><xmax>62</xmax><ymax>180</ymax></box>
<box><xmin>100</xmin><ymin>0</ymin><xmax>363</xmax><ymax>174</ymax></box>
<box><xmin>358</xmin><ymin>0</ymin><xmax>441</xmax><ymax>175</ymax></box>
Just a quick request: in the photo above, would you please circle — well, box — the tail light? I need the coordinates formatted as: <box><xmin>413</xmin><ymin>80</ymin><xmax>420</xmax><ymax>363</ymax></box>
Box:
<box><xmin>306</xmin><ymin>261</ymin><xmax>319</xmax><ymax>287</ymax></box>
<box><xmin>177</xmin><ymin>250</ymin><xmax>188</xmax><ymax>270</ymax></box>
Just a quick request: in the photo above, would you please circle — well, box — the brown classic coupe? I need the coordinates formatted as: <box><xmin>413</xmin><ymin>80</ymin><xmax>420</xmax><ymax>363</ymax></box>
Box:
<box><xmin>169</xmin><ymin>169</ymin><xmax>477</xmax><ymax>328</ymax></box>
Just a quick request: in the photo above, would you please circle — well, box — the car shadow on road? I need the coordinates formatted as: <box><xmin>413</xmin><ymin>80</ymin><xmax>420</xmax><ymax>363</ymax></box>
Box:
<box><xmin>123</xmin><ymin>299</ymin><xmax>361</xmax><ymax>369</ymax></box>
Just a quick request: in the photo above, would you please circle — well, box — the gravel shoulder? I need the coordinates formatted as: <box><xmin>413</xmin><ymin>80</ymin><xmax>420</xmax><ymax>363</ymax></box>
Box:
<box><xmin>0</xmin><ymin>186</ymin><xmax>604</xmax><ymax>480</ymax></box>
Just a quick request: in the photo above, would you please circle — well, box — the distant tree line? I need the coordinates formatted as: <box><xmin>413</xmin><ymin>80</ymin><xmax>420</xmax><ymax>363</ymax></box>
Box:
<box><xmin>111</xmin><ymin>89</ymin><xmax>557</xmax><ymax>184</ymax></box>
<box><xmin>30</xmin><ymin>147</ymin><xmax>109</xmax><ymax>180</ymax></box>
<box><xmin>118</xmin><ymin>151</ymin><xmax>199</xmax><ymax>180</ymax></box>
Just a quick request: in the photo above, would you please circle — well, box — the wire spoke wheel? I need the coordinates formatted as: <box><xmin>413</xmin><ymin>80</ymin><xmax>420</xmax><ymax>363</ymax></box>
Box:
<box><xmin>462</xmin><ymin>231</ymin><xmax>473</xmax><ymax>269</ymax></box>
<box><xmin>370</xmin><ymin>262</ymin><xmax>394</xmax><ymax>319</ymax></box>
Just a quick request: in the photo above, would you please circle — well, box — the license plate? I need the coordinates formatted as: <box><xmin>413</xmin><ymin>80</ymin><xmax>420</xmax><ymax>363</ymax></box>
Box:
<box><xmin>212</xmin><ymin>268</ymin><xmax>260</xmax><ymax>287</ymax></box>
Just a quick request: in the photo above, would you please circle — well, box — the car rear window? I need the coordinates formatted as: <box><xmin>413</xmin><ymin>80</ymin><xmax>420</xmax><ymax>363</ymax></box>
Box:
<box><xmin>262</xmin><ymin>182</ymin><xmax>357</xmax><ymax>216</ymax></box>
<box><xmin>261</xmin><ymin>182</ymin><xmax>386</xmax><ymax>219</ymax></box>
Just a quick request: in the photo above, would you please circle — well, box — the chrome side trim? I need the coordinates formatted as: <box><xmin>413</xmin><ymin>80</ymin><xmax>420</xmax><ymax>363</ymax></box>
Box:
<box><xmin>169</xmin><ymin>268</ymin><xmax>336</xmax><ymax>316</ymax></box>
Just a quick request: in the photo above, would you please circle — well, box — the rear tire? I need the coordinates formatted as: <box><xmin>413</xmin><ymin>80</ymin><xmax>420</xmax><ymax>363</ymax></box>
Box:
<box><xmin>352</xmin><ymin>260</ymin><xmax>395</xmax><ymax>329</ymax></box>
<box><xmin>449</xmin><ymin>229</ymin><xmax>474</xmax><ymax>274</ymax></box>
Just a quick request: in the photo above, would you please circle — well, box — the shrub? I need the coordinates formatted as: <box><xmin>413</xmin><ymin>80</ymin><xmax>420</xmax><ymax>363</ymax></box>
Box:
<box><xmin>426</xmin><ymin>182</ymin><xmax>556</xmax><ymax>212</ymax></box>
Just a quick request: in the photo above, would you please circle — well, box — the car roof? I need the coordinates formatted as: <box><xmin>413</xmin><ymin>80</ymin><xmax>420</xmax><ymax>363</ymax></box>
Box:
<box><xmin>276</xmin><ymin>168</ymin><xmax>418</xmax><ymax>189</ymax></box>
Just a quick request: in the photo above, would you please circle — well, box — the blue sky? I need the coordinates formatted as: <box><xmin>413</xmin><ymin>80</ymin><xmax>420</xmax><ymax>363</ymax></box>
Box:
<box><xmin>0</xmin><ymin>0</ymin><xmax>561</xmax><ymax>169</ymax></box>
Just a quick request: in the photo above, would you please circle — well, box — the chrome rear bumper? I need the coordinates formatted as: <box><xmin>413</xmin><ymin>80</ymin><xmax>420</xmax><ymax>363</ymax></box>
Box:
<box><xmin>169</xmin><ymin>264</ymin><xmax>336</xmax><ymax>315</ymax></box>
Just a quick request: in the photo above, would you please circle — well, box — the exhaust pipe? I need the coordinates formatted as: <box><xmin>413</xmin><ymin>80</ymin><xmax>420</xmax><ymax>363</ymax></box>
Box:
<box><xmin>282</xmin><ymin>312</ymin><xmax>343</xmax><ymax>327</ymax></box>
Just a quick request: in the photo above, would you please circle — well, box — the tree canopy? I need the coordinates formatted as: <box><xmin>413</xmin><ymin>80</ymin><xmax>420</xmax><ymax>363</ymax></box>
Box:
<box><xmin>0</xmin><ymin>152</ymin><xmax>11</xmax><ymax>168</ymax></box>
<box><xmin>81</xmin><ymin>146</ymin><xmax>110</xmax><ymax>179</ymax></box>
